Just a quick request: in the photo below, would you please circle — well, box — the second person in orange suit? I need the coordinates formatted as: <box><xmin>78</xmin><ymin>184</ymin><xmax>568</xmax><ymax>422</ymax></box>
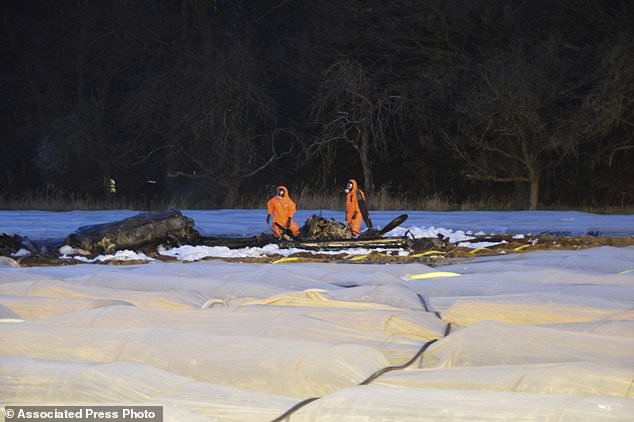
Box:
<box><xmin>344</xmin><ymin>179</ymin><xmax>372</xmax><ymax>237</ymax></box>
<box><xmin>266</xmin><ymin>186</ymin><xmax>300</xmax><ymax>238</ymax></box>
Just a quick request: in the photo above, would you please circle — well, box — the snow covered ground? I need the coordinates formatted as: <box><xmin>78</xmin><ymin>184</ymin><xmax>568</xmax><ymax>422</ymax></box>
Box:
<box><xmin>2</xmin><ymin>209</ymin><xmax>634</xmax><ymax>240</ymax></box>
<box><xmin>1</xmin><ymin>210</ymin><xmax>633</xmax><ymax>420</ymax></box>
<box><xmin>3</xmin><ymin>209</ymin><xmax>634</xmax><ymax>261</ymax></box>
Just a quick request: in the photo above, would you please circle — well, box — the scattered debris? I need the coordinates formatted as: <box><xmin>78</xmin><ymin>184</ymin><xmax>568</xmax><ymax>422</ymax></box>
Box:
<box><xmin>2</xmin><ymin>211</ymin><xmax>634</xmax><ymax>267</ymax></box>
<box><xmin>301</xmin><ymin>215</ymin><xmax>353</xmax><ymax>240</ymax></box>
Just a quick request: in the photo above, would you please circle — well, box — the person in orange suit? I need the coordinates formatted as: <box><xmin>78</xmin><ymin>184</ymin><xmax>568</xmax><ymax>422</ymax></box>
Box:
<box><xmin>266</xmin><ymin>186</ymin><xmax>300</xmax><ymax>238</ymax></box>
<box><xmin>344</xmin><ymin>179</ymin><xmax>372</xmax><ymax>237</ymax></box>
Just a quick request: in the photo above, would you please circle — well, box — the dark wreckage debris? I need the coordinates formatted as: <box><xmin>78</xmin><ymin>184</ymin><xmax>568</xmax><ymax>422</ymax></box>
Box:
<box><xmin>65</xmin><ymin>209</ymin><xmax>200</xmax><ymax>254</ymax></box>
<box><xmin>0</xmin><ymin>233</ymin><xmax>23</xmax><ymax>256</ymax></box>
<box><xmin>59</xmin><ymin>211</ymin><xmax>417</xmax><ymax>256</ymax></box>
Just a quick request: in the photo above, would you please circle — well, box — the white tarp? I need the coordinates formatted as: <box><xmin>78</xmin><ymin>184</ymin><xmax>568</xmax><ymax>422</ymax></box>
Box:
<box><xmin>1</xmin><ymin>245</ymin><xmax>633</xmax><ymax>420</ymax></box>
<box><xmin>291</xmin><ymin>385</ymin><xmax>634</xmax><ymax>421</ymax></box>
<box><xmin>376</xmin><ymin>362</ymin><xmax>634</xmax><ymax>398</ymax></box>
<box><xmin>1</xmin><ymin>357</ymin><xmax>294</xmax><ymax>421</ymax></box>
<box><xmin>0</xmin><ymin>323</ymin><xmax>390</xmax><ymax>398</ymax></box>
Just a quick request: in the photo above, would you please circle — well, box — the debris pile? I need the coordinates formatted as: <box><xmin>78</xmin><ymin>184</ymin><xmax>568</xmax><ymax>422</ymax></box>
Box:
<box><xmin>0</xmin><ymin>234</ymin><xmax>22</xmax><ymax>256</ymax></box>
<box><xmin>301</xmin><ymin>215</ymin><xmax>353</xmax><ymax>240</ymax></box>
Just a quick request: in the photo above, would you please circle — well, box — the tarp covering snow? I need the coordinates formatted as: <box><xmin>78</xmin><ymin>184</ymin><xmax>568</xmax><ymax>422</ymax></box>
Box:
<box><xmin>0</xmin><ymin>357</ymin><xmax>296</xmax><ymax>422</ymax></box>
<box><xmin>375</xmin><ymin>362</ymin><xmax>634</xmax><ymax>398</ymax></box>
<box><xmin>290</xmin><ymin>385</ymin><xmax>634</xmax><ymax>421</ymax></box>
<box><xmin>1</xmin><ymin>243</ymin><xmax>633</xmax><ymax>421</ymax></box>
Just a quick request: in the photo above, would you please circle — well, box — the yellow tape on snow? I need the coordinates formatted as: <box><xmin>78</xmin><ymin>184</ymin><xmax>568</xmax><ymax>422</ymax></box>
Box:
<box><xmin>410</xmin><ymin>250</ymin><xmax>444</xmax><ymax>258</ymax></box>
<box><xmin>408</xmin><ymin>271</ymin><xmax>461</xmax><ymax>280</ymax></box>
<box><xmin>272</xmin><ymin>257</ymin><xmax>303</xmax><ymax>264</ymax></box>
<box><xmin>349</xmin><ymin>254</ymin><xmax>369</xmax><ymax>261</ymax></box>
<box><xmin>469</xmin><ymin>247</ymin><xmax>491</xmax><ymax>254</ymax></box>
<box><xmin>513</xmin><ymin>244</ymin><xmax>531</xmax><ymax>252</ymax></box>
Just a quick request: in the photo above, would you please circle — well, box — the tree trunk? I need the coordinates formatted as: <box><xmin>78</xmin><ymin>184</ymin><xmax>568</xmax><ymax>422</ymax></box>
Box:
<box><xmin>359</xmin><ymin>131</ymin><xmax>373</xmax><ymax>192</ymax></box>
<box><xmin>223</xmin><ymin>132</ymin><xmax>247</xmax><ymax>208</ymax></box>
<box><xmin>223</xmin><ymin>176</ymin><xmax>242</xmax><ymax>208</ymax></box>
<box><xmin>75</xmin><ymin>0</ymin><xmax>88</xmax><ymax>105</ymax></box>
<box><xmin>521</xmin><ymin>142</ymin><xmax>540</xmax><ymax>210</ymax></box>
<box><xmin>192</xmin><ymin>1</ymin><xmax>214</xmax><ymax>65</ymax></box>
<box><xmin>527</xmin><ymin>162</ymin><xmax>540</xmax><ymax>210</ymax></box>
<box><xmin>223</xmin><ymin>159</ymin><xmax>243</xmax><ymax>208</ymax></box>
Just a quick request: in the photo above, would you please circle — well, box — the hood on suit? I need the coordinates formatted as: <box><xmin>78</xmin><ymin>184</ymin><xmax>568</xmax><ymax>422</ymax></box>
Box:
<box><xmin>345</xmin><ymin>179</ymin><xmax>358</xmax><ymax>194</ymax></box>
<box><xmin>277</xmin><ymin>186</ymin><xmax>290</xmax><ymax>198</ymax></box>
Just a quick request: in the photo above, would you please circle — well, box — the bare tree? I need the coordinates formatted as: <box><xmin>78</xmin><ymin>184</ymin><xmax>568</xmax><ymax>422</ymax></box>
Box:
<box><xmin>582</xmin><ymin>32</ymin><xmax>634</xmax><ymax>166</ymax></box>
<box><xmin>446</xmin><ymin>38</ymin><xmax>589</xmax><ymax>210</ymax></box>
<box><xmin>34</xmin><ymin>1</ymin><xmax>142</xmax><ymax>193</ymax></box>
<box><xmin>122</xmin><ymin>35</ymin><xmax>290</xmax><ymax>206</ymax></box>
<box><xmin>307</xmin><ymin>59</ymin><xmax>401</xmax><ymax>191</ymax></box>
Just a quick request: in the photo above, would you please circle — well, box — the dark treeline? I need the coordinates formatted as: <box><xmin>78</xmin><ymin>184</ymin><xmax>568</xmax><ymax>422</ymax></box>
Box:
<box><xmin>2</xmin><ymin>0</ymin><xmax>633</xmax><ymax>210</ymax></box>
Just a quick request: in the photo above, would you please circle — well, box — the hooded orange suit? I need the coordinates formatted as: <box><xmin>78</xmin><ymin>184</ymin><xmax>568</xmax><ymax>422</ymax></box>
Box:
<box><xmin>267</xmin><ymin>186</ymin><xmax>300</xmax><ymax>238</ymax></box>
<box><xmin>345</xmin><ymin>179</ymin><xmax>367</xmax><ymax>236</ymax></box>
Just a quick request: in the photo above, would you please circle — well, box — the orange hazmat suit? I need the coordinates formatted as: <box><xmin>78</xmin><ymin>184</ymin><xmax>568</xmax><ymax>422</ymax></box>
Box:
<box><xmin>344</xmin><ymin>179</ymin><xmax>367</xmax><ymax>236</ymax></box>
<box><xmin>266</xmin><ymin>186</ymin><xmax>300</xmax><ymax>238</ymax></box>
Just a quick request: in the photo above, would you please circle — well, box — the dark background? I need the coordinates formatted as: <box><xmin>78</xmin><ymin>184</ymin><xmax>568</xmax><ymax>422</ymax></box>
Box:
<box><xmin>2</xmin><ymin>0</ymin><xmax>633</xmax><ymax>209</ymax></box>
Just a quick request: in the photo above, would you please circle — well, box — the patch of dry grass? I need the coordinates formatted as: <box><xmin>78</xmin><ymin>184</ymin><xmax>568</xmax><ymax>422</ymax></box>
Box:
<box><xmin>1</xmin><ymin>187</ymin><xmax>632</xmax><ymax>213</ymax></box>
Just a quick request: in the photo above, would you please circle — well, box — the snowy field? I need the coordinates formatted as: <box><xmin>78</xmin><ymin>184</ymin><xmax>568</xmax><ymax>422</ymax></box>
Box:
<box><xmin>3</xmin><ymin>209</ymin><xmax>634</xmax><ymax>262</ymax></box>
<box><xmin>2</xmin><ymin>209</ymin><xmax>634</xmax><ymax>240</ymax></box>
<box><xmin>1</xmin><ymin>210</ymin><xmax>634</xmax><ymax>421</ymax></box>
